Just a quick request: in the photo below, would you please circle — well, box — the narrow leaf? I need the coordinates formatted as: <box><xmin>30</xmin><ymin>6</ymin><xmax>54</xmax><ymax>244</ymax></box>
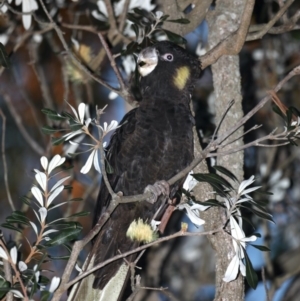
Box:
<box><xmin>244</xmin><ymin>249</ymin><xmax>258</xmax><ymax>289</ymax></box>
<box><xmin>166</xmin><ymin>18</ymin><xmax>190</xmax><ymax>24</ymax></box>
<box><xmin>250</xmin><ymin>244</ymin><xmax>270</xmax><ymax>252</ymax></box>
<box><xmin>213</xmin><ymin>165</ymin><xmax>238</xmax><ymax>182</ymax></box>
<box><xmin>0</xmin><ymin>42</ymin><xmax>10</xmax><ymax>68</ymax></box>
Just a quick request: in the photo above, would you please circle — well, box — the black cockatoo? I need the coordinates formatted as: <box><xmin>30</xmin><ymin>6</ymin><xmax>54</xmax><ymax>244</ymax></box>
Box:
<box><xmin>68</xmin><ymin>41</ymin><xmax>202</xmax><ymax>301</ymax></box>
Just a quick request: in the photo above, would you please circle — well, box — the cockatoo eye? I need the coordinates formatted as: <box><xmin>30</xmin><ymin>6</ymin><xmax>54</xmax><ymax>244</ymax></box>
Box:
<box><xmin>162</xmin><ymin>53</ymin><xmax>174</xmax><ymax>61</ymax></box>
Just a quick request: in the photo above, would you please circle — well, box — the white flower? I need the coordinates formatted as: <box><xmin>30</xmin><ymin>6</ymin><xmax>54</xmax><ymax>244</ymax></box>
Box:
<box><xmin>75</xmin><ymin>263</ymin><xmax>82</xmax><ymax>273</ymax></box>
<box><xmin>41</xmin><ymin>156</ymin><xmax>48</xmax><ymax>171</ymax></box>
<box><xmin>0</xmin><ymin>0</ymin><xmax>12</xmax><ymax>13</ymax></box>
<box><xmin>35</xmin><ymin>171</ymin><xmax>47</xmax><ymax>192</ymax></box>
<box><xmin>0</xmin><ymin>246</ymin><xmax>8</xmax><ymax>260</ymax></box>
<box><xmin>35</xmin><ymin>269</ymin><xmax>40</xmax><ymax>282</ymax></box>
<box><xmin>100</xmin><ymin>120</ymin><xmax>119</xmax><ymax>134</ymax></box>
<box><xmin>183</xmin><ymin>171</ymin><xmax>198</xmax><ymax>192</ymax></box>
<box><xmin>31</xmin><ymin>186</ymin><xmax>44</xmax><ymax>207</ymax></box>
<box><xmin>108</xmin><ymin>91</ymin><xmax>119</xmax><ymax>100</ymax></box>
<box><xmin>47</xmin><ymin>185</ymin><xmax>64</xmax><ymax>207</ymax></box>
<box><xmin>48</xmin><ymin>155</ymin><xmax>66</xmax><ymax>174</ymax></box>
<box><xmin>291</xmin><ymin>116</ymin><xmax>300</xmax><ymax>126</ymax></box>
<box><xmin>49</xmin><ymin>276</ymin><xmax>60</xmax><ymax>293</ymax></box>
<box><xmin>150</xmin><ymin>219</ymin><xmax>161</xmax><ymax>231</ymax></box>
<box><xmin>67</xmin><ymin>102</ymin><xmax>88</xmax><ymax>125</ymax></box>
<box><xmin>155</xmin><ymin>11</ymin><xmax>163</xmax><ymax>19</ymax></box>
<box><xmin>10</xmin><ymin>247</ymin><xmax>17</xmax><ymax>264</ymax></box>
<box><xmin>80</xmin><ymin>148</ymin><xmax>101</xmax><ymax>174</ymax></box>
<box><xmin>177</xmin><ymin>201</ymin><xmax>207</xmax><ymax>226</ymax></box>
<box><xmin>122</xmin><ymin>55</ymin><xmax>136</xmax><ymax>76</ymax></box>
<box><xmin>30</xmin><ymin>221</ymin><xmax>38</xmax><ymax>236</ymax></box>
<box><xmin>223</xmin><ymin>216</ymin><xmax>257</xmax><ymax>282</ymax></box>
<box><xmin>18</xmin><ymin>261</ymin><xmax>27</xmax><ymax>272</ymax></box>
<box><xmin>10</xmin><ymin>290</ymin><xmax>24</xmax><ymax>299</ymax></box>
<box><xmin>15</xmin><ymin>0</ymin><xmax>38</xmax><ymax>30</ymax></box>
<box><xmin>95</xmin><ymin>0</ymin><xmax>155</xmax><ymax>18</ymax></box>
<box><xmin>39</xmin><ymin>207</ymin><xmax>47</xmax><ymax>223</ymax></box>
<box><xmin>238</xmin><ymin>175</ymin><xmax>261</xmax><ymax>196</ymax></box>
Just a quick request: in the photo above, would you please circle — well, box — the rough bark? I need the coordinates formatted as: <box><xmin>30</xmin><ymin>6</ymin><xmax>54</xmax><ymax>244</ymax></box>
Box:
<box><xmin>202</xmin><ymin>0</ymin><xmax>245</xmax><ymax>300</ymax></box>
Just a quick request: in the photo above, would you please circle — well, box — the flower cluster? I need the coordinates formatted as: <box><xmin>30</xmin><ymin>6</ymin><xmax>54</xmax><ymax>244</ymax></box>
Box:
<box><xmin>61</xmin><ymin>102</ymin><xmax>119</xmax><ymax>174</ymax></box>
<box><xmin>222</xmin><ymin>176</ymin><xmax>268</xmax><ymax>283</ymax></box>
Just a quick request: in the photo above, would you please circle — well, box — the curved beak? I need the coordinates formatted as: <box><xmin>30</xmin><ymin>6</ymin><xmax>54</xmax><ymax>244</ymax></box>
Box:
<box><xmin>137</xmin><ymin>46</ymin><xmax>158</xmax><ymax>77</ymax></box>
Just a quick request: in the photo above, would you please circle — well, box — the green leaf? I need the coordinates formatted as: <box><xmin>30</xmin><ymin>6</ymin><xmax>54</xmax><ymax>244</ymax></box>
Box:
<box><xmin>41</xmin><ymin>108</ymin><xmax>67</xmax><ymax>121</ymax></box>
<box><xmin>41</xmin><ymin>126</ymin><xmax>60</xmax><ymax>135</ymax></box>
<box><xmin>41</xmin><ymin>291</ymin><xmax>50</xmax><ymax>301</ymax></box>
<box><xmin>133</xmin><ymin>8</ymin><xmax>153</xmax><ymax>20</ymax></box>
<box><xmin>48</xmin><ymin>254</ymin><xmax>70</xmax><ymax>260</ymax></box>
<box><xmin>192</xmin><ymin>173</ymin><xmax>233</xmax><ymax>190</ymax></box>
<box><xmin>46</xmin><ymin>224</ymin><xmax>82</xmax><ymax>246</ymax></box>
<box><xmin>250</xmin><ymin>244</ymin><xmax>270</xmax><ymax>251</ymax></box>
<box><xmin>244</xmin><ymin>249</ymin><xmax>258</xmax><ymax>289</ymax></box>
<box><xmin>22</xmin><ymin>196</ymin><xmax>32</xmax><ymax>206</ymax></box>
<box><xmin>289</xmin><ymin>106</ymin><xmax>300</xmax><ymax>117</ymax></box>
<box><xmin>122</xmin><ymin>41</ymin><xmax>139</xmax><ymax>56</ymax></box>
<box><xmin>162</xmin><ymin>30</ymin><xmax>186</xmax><ymax>44</ymax></box>
<box><xmin>127</xmin><ymin>13</ymin><xmax>142</xmax><ymax>24</ymax></box>
<box><xmin>1</xmin><ymin>223</ymin><xmax>22</xmax><ymax>232</ymax></box>
<box><xmin>240</xmin><ymin>205</ymin><xmax>274</xmax><ymax>223</ymax></box>
<box><xmin>68</xmin><ymin>198</ymin><xmax>83</xmax><ymax>202</ymax></box>
<box><xmin>51</xmin><ymin>136</ymin><xmax>66</xmax><ymax>146</ymax></box>
<box><xmin>67</xmin><ymin>211</ymin><xmax>90</xmax><ymax>218</ymax></box>
<box><xmin>0</xmin><ymin>42</ymin><xmax>11</xmax><ymax>68</ymax></box>
<box><xmin>10</xmin><ymin>211</ymin><xmax>30</xmax><ymax>224</ymax></box>
<box><xmin>166</xmin><ymin>18</ymin><xmax>190</xmax><ymax>24</ymax></box>
<box><xmin>70</xmin><ymin>124</ymin><xmax>83</xmax><ymax>132</ymax></box>
<box><xmin>196</xmin><ymin>199</ymin><xmax>225</xmax><ymax>208</ymax></box>
<box><xmin>6</xmin><ymin>217</ymin><xmax>29</xmax><ymax>226</ymax></box>
<box><xmin>0</xmin><ymin>280</ymin><xmax>10</xmax><ymax>299</ymax></box>
<box><xmin>162</xmin><ymin>14</ymin><xmax>170</xmax><ymax>20</ymax></box>
<box><xmin>252</xmin><ymin>232</ymin><xmax>261</xmax><ymax>238</ymax></box>
<box><xmin>213</xmin><ymin>165</ymin><xmax>238</xmax><ymax>182</ymax></box>
<box><xmin>131</xmin><ymin>24</ymin><xmax>139</xmax><ymax>39</ymax></box>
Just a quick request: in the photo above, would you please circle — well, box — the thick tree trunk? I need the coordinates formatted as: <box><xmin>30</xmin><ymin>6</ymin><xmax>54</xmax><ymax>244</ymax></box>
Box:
<box><xmin>198</xmin><ymin>0</ymin><xmax>245</xmax><ymax>300</ymax></box>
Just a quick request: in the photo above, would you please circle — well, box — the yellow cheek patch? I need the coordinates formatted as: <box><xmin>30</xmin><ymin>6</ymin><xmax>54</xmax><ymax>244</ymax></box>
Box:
<box><xmin>173</xmin><ymin>66</ymin><xmax>190</xmax><ymax>90</ymax></box>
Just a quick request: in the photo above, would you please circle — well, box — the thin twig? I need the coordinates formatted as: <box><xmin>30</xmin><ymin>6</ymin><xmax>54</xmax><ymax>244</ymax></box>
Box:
<box><xmin>247</xmin><ymin>0</ymin><xmax>295</xmax><ymax>41</ymax></box>
<box><xmin>3</xmin><ymin>95</ymin><xmax>44</xmax><ymax>156</ymax></box>
<box><xmin>118</xmin><ymin>0</ymin><xmax>131</xmax><ymax>32</ymax></box>
<box><xmin>98</xmin><ymin>33</ymin><xmax>128</xmax><ymax>95</ymax></box>
<box><xmin>262</xmin><ymin>268</ymin><xmax>271</xmax><ymax>301</ymax></box>
<box><xmin>0</xmin><ymin>110</ymin><xmax>15</xmax><ymax>211</ymax></box>
<box><xmin>65</xmin><ymin>228</ymin><xmax>222</xmax><ymax>289</ymax></box>
<box><xmin>37</xmin><ymin>0</ymin><xmax>121</xmax><ymax>94</ymax></box>
<box><xmin>211</xmin><ymin>99</ymin><xmax>235</xmax><ymax>142</ymax></box>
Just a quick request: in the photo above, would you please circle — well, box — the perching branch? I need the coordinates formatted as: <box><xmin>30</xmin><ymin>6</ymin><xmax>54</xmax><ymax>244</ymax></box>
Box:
<box><xmin>200</xmin><ymin>0</ymin><xmax>255</xmax><ymax>69</ymax></box>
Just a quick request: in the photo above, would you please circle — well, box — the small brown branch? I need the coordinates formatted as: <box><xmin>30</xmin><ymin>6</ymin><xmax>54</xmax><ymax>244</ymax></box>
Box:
<box><xmin>201</xmin><ymin>0</ymin><xmax>255</xmax><ymax>69</ymax></box>
<box><xmin>1</xmin><ymin>236</ymin><xmax>13</xmax><ymax>301</ymax></box>
<box><xmin>247</xmin><ymin>0</ymin><xmax>296</xmax><ymax>41</ymax></box>
<box><xmin>104</xmin><ymin>0</ymin><xmax>118</xmax><ymax>38</ymax></box>
<box><xmin>37</xmin><ymin>0</ymin><xmax>121</xmax><ymax>95</ymax></box>
<box><xmin>118</xmin><ymin>0</ymin><xmax>131</xmax><ymax>32</ymax></box>
<box><xmin>0</xmin><ymin>110</ymin><xmax>15</xmax><ymax>211</ymax></box>
<box><xmin>3</xmin><ymin>95</ymin><xmax>44</xmax><ymax>156</ymax></box>
<box><xmin>65</xmin><ymin>228</ymin><xmax>222</xmax><ymax>289</ymax></box>
<box><xmin>61</xmin><ymin>23</ymin><xmax>102</xmax><ymax>34</ymax></box>
<box><xmin>97</xmin><ymin>33</ymin><xmax>128</xmax><ymax>97</ymax></box>
<box><xmin>262</xmin><ymin>268</ymin><xmax>271</xmax><ymax>301</ymax></box>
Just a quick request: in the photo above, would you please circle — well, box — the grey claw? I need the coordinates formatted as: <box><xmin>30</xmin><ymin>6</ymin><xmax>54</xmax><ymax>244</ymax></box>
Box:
<box><xmin>144</xmin><ymin>180</ymin><xmax>170</xmax><ymax>204</ymax></box>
